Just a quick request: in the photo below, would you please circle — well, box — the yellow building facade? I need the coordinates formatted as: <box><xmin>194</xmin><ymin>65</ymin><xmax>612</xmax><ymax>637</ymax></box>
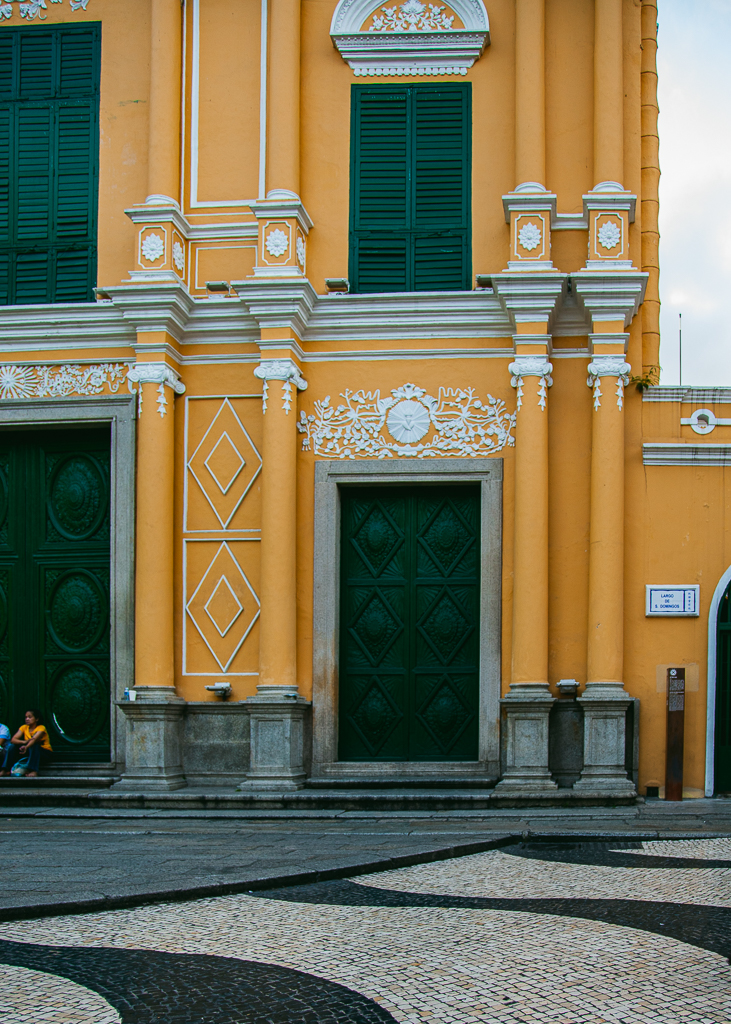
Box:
<box><xmin>0</xmin><ymin>0</ymin><xmax>726</xmax><ymax>803</ymax></box>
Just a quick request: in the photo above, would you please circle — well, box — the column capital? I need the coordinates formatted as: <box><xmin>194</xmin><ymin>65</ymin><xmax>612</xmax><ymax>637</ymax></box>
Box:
<box><xmin>509</xmin><ymin>355</ymin><xmax>553</xmax><ymax>411</ymax></box>
<box><xmin>254</xmin><ymin>358</ymin><xmax>307</xmax><ymax>415</ymax></box>
<box><xmin>587</xmin><ymin>355</ymin><xmax>631</xmax><ymax>411</ymax></box>
<box><xmin>127</xmin><ymin>361</ymin><xmax>185</xmax><ymax>417</ymax></box>
<box><xmin>254</xmin><ymin>358</ymin><xmax>307</xmax><ymax>390</ymax></box>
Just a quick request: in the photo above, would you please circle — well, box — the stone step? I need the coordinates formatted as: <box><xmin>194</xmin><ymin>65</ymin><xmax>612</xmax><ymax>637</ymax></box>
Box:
<box><xmin>0</xmin><ymin>783</ymin><xmax>637</xmax><ymax>811</ymax></box>
<box><xmin>0</xmin><ymin>776</ymin><xmax>117</xmax><ymax>790</ymax></box>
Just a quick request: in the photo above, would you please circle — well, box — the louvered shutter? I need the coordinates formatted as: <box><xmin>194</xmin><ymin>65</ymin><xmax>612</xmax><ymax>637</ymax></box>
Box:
<box><xmin>350</xmin><ymin>83</ymin><xmax>471</xmax><ymax>293</ymax></box>
<box><xmin>0</xmin><ymin>24</ymin><xmax>99</xmax><ymax>305</ymax></box>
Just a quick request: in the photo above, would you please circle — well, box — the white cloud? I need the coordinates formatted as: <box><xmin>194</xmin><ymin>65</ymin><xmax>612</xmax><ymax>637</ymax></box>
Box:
<box><xmin>657</xmin><ymin>0</ymin><xmax>731</xmax><ymax>385</ymax></box>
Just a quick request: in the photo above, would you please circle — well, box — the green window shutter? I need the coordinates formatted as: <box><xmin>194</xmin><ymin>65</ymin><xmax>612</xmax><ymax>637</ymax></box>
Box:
<box><xmin>350</xmin><ymin>83</ymin><xmax>471</xmax><ymax>294</ymax></box>
<box><xmin>0</xmin><ymin>24</ymin><xmax>99</xmax><ymax>306</ymax></box>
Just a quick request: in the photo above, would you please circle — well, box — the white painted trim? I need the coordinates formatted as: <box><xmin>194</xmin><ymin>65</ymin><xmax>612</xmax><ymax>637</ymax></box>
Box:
<box><xmin>180</xmin><ymin>0</ymin><xmax>187</xmax><ymax>210</ymax></box>
<box><xmin>258</xmin><ymin>0</ymin><xmax>268</xmax><ymax>199</ymax></box>
<box><xmin>643</xmin><ymin>443</ymin><xmax>731</xmax><ymax>467</ymax></box>
<box><xmin>705</xmin><ymin>566</ymin><xmax>731</xmax><ymax>795</ymax></box>
<box><xmin>189</xmin><ymin>0</ymin><xmax>251</xmax><ymax>209</ymax></box>
<box><xmin>643</xmin><ymin>387</ymin><xmax>731</xmax><ymax>405</ymax></box>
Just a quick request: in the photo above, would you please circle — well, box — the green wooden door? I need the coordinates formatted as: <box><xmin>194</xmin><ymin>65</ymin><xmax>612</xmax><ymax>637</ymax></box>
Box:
<box><xmin>339</xmin><ymin>486</ymin><xmax>480</xmax><ymax>761</ymax></box>
<box><xmin>716</xmin><ymin>585</ymin><xmax>731</xmax><ymax>792</ymax></box>
<box><xmin>0</xmin><ymin>428</ymin><xmax>111</xmax><ymax>763</ymax></box>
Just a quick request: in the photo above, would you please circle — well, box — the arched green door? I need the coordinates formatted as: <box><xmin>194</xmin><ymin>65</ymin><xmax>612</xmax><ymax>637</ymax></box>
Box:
<box><xmin>0</xmin><ymin>428</ymin><xmax>111</xmax><ymax>763</ymax></box>
<box><xmin>339</xmin><ymin>485</ymin><xmax>480</xmax><ymax>761</ymax></box>
<box><xmin>715</xmin><ymin>584</ymin><xmax>731</xmax><ymax>793</ymax></box>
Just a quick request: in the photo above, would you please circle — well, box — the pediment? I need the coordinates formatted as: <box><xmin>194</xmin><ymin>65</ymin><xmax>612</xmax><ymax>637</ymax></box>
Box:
<box><xmin>330</xmin><ymin>0</ymin><xmax>490</xmax><ymax>77</ymax></box>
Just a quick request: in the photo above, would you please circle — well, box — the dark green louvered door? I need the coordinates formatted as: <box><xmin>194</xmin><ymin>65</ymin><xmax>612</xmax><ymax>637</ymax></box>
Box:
<box><xmin>0</xmin><ymin>23</ymin><xmax>100</xmax><ymax>305</ymax></box>
<box><xmin>349</xmin><ymin>83</ymin><xmax>471</xmax><ymax>293</ymax></box>
<box><xmin>339</xmin><ymin>486</ymin><xmax>480</xmax><ymax>761</ymax></box>
<box><xmin>715</xmin><ymin>586</ymin><xmax>731</xmax><ymax>792</ymax></box>
<box><xmin>0</xmin><ymin>429</ymin><xmax>111</xmax><ymax>763</ymax></box>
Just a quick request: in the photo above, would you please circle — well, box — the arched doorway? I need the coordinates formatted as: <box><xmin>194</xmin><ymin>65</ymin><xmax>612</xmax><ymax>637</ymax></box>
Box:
<box><xmin>714</xmin><ymin>583</ymin><xmax>731</xmax><ymax>793</ymax></box>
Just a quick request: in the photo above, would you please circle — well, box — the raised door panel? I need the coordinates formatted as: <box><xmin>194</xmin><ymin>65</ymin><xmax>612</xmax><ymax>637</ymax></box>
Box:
<box><xmin>339</xmin><ymin>486</ymin><xmax>480</xmax><ymax>763</ymax></box>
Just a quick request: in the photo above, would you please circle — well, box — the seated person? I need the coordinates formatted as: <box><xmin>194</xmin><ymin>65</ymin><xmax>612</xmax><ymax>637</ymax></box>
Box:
<box><xmin>0</xmin><ymin>709</ymin><xmax>53</xmax><ymax>777</ymax></box>
<box><xmin>0</xmin><ymin>722</ymin><xmax>9</xmax><ymax>751</ymax></box>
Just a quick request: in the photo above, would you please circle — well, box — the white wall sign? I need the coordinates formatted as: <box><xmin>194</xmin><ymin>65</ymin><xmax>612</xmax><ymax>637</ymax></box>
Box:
<box><xmin>645</xmin><ymin>585</ymin><xmax>699</xmax><ymax>617</ymax></box>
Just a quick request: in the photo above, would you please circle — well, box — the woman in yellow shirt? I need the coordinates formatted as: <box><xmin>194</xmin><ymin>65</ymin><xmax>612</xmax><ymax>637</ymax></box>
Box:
<box><xmin>0</xmin><ymin>709</ymin><xmax>53</xmax><ymax>777</ymax></box>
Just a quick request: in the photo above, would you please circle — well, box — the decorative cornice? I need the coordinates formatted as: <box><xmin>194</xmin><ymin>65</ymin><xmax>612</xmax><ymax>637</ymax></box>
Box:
<box><xmin>249</xmin><ymin>191</ymin><xmax>313</xmax><ymax>234</ymax></box>
<box><xmin>105</xmin><ymin>283</ymin><xmax>195</xmax><ymax>343</ymax></box>
<box><xmin>330</xmin><ymin>0</ymin><xmax>488</xmax><ymax>76</ymax></box>
<box><xmin>643</xmin><ymin>386</ymin><xmax>731</xmax><ymax>405</ymax></box>
<box><xmin>509</xmin><ymin>356</ymin><xmax>553</xmax><ymax>411</ymax></box>
<box><xmin>492</xmin><ymin>272</ymin><xmax>568</xmax><ymax>333</ymax></box>
<box><xmin>643</xmin><ymin>444</ymin><xmax>731</xmax><ymax>468</ymax></box>
<box><xmin>127</xmin><ymin>362</ymin><xmax>185</xmax><ymax>417</ymax></box>
<box><xmin>232</xmin><ymin>279</ymin><xmax>318</xmax><ymax>340</ymax></box>
<box><xmin>587</xmin><ymin>356</ymin><xmax>631</xmax><ymax>410</ymax></box>
<box><xmin>572</xmin><ymin>272</ymin><xmax>648</xmax><ymax>328</ymax></box>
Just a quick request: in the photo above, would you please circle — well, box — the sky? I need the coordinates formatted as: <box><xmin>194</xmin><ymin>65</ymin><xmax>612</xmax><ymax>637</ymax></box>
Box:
<box><xmin>657</xmin><ymin>1</ymin><xmax>731</xmax><ymax>385</ymax></box>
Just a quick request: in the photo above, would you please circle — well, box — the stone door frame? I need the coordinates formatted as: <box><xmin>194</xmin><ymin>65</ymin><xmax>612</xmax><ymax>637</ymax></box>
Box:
<box><xmin>0</xmin><ymin>396</ymin><xmax>136</xmax><ymax>772</ymax></box>
<box><xmin>311</xmin><ymin>458</ymin><xmax>502</xmax><ymax>779</ymax></box>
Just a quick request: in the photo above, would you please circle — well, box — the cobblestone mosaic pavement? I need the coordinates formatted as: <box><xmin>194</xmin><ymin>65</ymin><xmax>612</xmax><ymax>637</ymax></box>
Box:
<box><xmin>0</xmin><ymin>837</ymin><xmax>729</xmax><ymax>1023</ymax></box>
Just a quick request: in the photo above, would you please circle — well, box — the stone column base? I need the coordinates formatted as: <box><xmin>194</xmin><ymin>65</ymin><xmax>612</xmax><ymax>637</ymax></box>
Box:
<box><xmin>113</xmin><ymin>687</ymin><xmax>187</xmax><ymax>791</ymax></box>
<box><xmin>238</xmin><ymin>685</ymin><xmax>310</xmax><ymax>790</ymax></box>
<box><xmin>494</xmin><ymin>684</ymin><xmax>557</xmax><ymax>793</ymax></box>
<box><xmin>573</xmin><ymin>683</ymin><xmax>636</xmax><ymax>795</ymax></box>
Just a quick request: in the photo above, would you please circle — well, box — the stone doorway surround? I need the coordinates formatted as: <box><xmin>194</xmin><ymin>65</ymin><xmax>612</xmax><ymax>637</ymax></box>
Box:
<box><xmin>311</xmin><ymin>459</ymin><xmax>502</xmax><ymax>780</ymax></box>
<box><xmin>0</xmin><ymin>396</ymin><xmax>136</xmax><ymax>774</ymax></box>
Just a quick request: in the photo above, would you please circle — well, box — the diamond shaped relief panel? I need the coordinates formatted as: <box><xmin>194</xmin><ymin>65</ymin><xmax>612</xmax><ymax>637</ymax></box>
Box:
<box><xmin>421</xmin><ymin>502</ymin><xmax>473</xmax><ymax>575</ymax></box>
<box><xmin>186</xmin><ymin>542</ymin><xmax>259</xmax><ymax>672</ymax></box>
<box><xmin>204</xmin><ymin>432</ymin><xmax>245</xmax><ymax>496</ymax></box>
<box><xmin>188</xmin><ymin>400</ymin><xmax>261</xmax><ymax>529</ymax></box>
<box><xmin>417</xmin><ymin>678</ymin><xmax>473</xmax><ymax>753</ymax></box>
<box><xmin>352</xmin><ymin>503</ymin><xmax>403</xmax><ymax>576</ymax></box>
<box><xmin>350</xmin><ymin>591</ymin><xmax>403</xmax><ymax>664</ymax></box>
<box><xmin>204</xmin><ymin>575</ymin><xmax>243</xmax><ymax>637</ymax></box>
<box><xmin>419</xmin><ymin>590</ymin><xmax>472</xmax><ymax>663</ymax></box>
<box><xmin>350</xmin><ymin>678</ymin><xmax>403</xmax><ymax>754</ymax></box>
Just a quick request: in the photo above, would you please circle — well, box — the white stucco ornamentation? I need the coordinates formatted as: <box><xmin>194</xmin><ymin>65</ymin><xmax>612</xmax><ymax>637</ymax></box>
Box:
<box><xmin>296</xmin><ymin>236</ymin><xmax>306</xmax><ymax>268</ymax></box>
<box><xmin>253</xmin><ymin>359</ymin><xmax>308</xmax><ymax>414</ymax></box>
<box><xmin>369</xmin><ymin>0</ymin><xmax>454</xmax><ymax>32</ymax></box>
<box><xmin>597</xmin><ymin>221</ymin><xmax>621</xmax><ymax>251</ymax></box>
<box><xmin>141</xmin><ymin>233</ymin><xmax>165</xmax><ymax>263</ymax></box>
<box><xmin>265</xmin><ymin>229</ymin><xmax>289</xmax><ymax>258</ymax></box>
<box><xmin>298</xmin><ymin>381</ymin><xmax>515</xmax><ymax>458</ymax></box>
<box><xmin>509</xmin><ymin>356</ymin><xmax>553</xmax><ymax>411</ymax></box>
<box><xmin>172</xmin><ymin>241</ymin><xmax>185</xmax><ymax>272</ymax></box>
<box><xmin>330</xmin><ymin>0</ymin><xmax>489</xmax><ymax>77</ymax></box>
<box><xmin>518</xmin><ymin>222</ymin><xmax>542</xmax><ymax>252</ymax></box>
<box><xmin>0</xmin><ymin>0</ymin><xmax>91</xmax><ymax>19</ymax></box>
<box><xmin>587</xmin><ymin>356</ymin><xmax>631</xmax><ymax>410</ymax></box>
<box><xmin>0</xmin><ymin>363</ymin><xmax>127</xmax><ymax>400</ymax></box>
<box><xmin>127</xmin><ymin>362</ymin><xmax>186</xmax><ymax>418</ymax></box>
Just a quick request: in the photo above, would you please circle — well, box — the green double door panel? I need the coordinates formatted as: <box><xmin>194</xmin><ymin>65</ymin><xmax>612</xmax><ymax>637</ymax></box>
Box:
<box><xmin>339</xmin><ymin>485</ymin><xmax>480</xmax><ymax>761</ymax></box>
<box><xmin>0</xmin><ymin>428</ymin><xmax>110</xmax><ymax>762</ymax></box>
<box><xmin>716</xmin><ymin>585</ymin><xmax>731</xmax><ymax>793</ymax></box>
